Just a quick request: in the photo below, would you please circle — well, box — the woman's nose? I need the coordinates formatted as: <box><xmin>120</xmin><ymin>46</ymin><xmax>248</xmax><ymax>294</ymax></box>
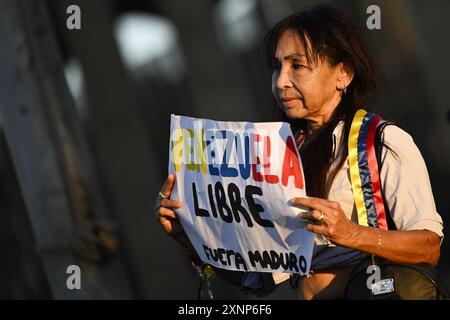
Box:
<box><xmin>276</xmin><ymin>68</ymin><xmax>293</xmax><ymax>90</ymax></box>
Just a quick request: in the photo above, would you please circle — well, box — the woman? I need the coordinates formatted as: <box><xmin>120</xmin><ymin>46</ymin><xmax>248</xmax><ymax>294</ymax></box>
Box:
<box><xmin>155</xmin><ymin>5</ymin><xmax>443</xmax><ymax>299</ymax></box>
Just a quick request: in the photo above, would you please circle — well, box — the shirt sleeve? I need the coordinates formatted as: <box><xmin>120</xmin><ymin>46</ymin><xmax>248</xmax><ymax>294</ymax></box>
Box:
<box><xmin>379</xmin><ymin>125</ymin><xmax>444</xmax><ymax>239</ymax></box>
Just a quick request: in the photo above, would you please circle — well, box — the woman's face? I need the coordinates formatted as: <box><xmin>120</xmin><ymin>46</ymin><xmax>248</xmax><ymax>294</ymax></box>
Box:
<box><xmin>271</xmin><ymin>29</ymin><xmax>346</xmax><ymax>126</ymax></box>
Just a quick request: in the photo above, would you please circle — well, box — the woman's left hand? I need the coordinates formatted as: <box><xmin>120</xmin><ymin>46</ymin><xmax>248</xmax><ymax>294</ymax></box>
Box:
<box><xmin>290</xmin><ymin>196</ymin><xmax>359</xmax><ymax>247</ymax></box>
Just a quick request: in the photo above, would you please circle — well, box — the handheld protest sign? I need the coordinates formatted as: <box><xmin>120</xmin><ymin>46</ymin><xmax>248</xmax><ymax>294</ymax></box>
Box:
<box><xmin>168</xmin><ymin>115</ymin><xmax>313</xmax><ymax>275</ymax></box>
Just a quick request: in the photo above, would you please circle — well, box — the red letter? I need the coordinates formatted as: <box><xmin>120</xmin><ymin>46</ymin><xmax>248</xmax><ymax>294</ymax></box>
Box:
<box><xmin>263</xmin><ymin>136</ymin><xmax>279</xmax><ymax>184</ymax></box>
<box><xmin>251</xmin><ymin>134</ymin><xmax>263</xmax><ymax>182</ymax></box>
<box><xmin>281</xmin><ymin>136</ymin><xmax>304</xmax><ymax>189</ymax></box>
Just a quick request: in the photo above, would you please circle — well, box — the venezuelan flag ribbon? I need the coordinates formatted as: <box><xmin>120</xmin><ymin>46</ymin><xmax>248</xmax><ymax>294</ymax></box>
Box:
<box><xmin>348</xmin><ymin>109</ymin><xmax>388</xmax><ymax>230</ymax></box>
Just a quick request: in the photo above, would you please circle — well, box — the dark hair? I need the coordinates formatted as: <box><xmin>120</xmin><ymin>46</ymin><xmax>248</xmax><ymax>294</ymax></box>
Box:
<box><xmin>265</xmin><ymin>5</ymin><xmax>377</xmax><ymax>199</ymax></box>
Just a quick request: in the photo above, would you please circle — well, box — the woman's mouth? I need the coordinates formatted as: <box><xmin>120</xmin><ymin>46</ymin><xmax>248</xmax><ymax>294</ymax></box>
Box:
<box><xmin>281</xmin><ymin>98</ymin><xmax>300</xmax><ymax>109</ymax></box>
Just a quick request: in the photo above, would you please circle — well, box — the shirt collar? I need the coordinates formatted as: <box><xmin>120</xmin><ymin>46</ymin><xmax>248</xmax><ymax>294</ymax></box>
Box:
<box><xmin>332</xmin><ymin>120</ymin><xmax>345</xmax><ymax>158</ymax></box>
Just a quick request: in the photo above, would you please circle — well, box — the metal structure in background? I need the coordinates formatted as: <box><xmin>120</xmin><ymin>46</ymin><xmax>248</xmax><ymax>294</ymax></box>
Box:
<box><xmin>0</xmin><ymin>0</ymin><xmax>132</xmax><ymax>298</ymax></box>
<box><xmin>47</xmin><ymin>0</ymin><xmax>200</xmax><ymax>299</ymax></box>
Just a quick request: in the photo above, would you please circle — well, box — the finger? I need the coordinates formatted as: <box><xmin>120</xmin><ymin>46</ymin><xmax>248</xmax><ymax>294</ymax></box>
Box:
<box><xmin>160</xmin><ymin>198</ymin><xmax>182</xmax><ymax>209</ymax></box>
<box><xmin>159</xmin><ymin>207</ymin><xmax>177</xmax><ymax>219</ymax></box>
<box><xmin>159</xmin><ymin>215</ymin><xmax>178</xmax><ymax>234</ymax></box>
<box><xmin>290</xmin><ymin>197</ymin><xmax>334</xmax><ymax>213</ymax></box>
<box><xmin>305</xmin><ymin>222</ymin><xmax>327</xmax><ymax>235</ymax></box>
<box><xmin>160</xmin><ymin>174</ymin><xmax>176</xmax><ymax>198</ymax></box>
<box><xmin>299</xmin><ymin>210</ymin><xmax>323</xmax><ymax>222</ymax></box>
<box><xmin>160</xmin><ymin>216</ymin><xmax>185</xmax><ymax>238</ymax></box>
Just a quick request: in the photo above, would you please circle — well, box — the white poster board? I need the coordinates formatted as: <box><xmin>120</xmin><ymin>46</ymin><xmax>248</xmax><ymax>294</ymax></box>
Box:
<box><xmin>168</xmin><ymin>115</ymin><xmax>313</xmax><ymax>275</ymax></box>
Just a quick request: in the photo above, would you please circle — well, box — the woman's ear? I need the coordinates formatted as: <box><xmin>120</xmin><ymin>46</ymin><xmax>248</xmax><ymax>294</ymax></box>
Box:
<box><xmin>336</xmin><ymin>63</ymin><xmax>355</xmax><ymax>90</ymax></box>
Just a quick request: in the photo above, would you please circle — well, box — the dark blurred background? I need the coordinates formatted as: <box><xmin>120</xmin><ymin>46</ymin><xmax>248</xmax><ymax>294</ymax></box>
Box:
<box><xmin>0</xmin><ymin>0</ymin><xmax>449</xmax><ymax>299</ymax></box>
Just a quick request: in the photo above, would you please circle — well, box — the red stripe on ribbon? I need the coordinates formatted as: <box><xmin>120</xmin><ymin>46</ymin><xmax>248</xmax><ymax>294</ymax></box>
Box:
<box><xmin>366</xmin><ymin>116</ymin><xmax>388</xmax><ymax>230</ymax></box>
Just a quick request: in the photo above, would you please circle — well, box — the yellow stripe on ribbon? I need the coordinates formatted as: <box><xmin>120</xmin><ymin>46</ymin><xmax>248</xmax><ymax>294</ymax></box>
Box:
<box><xmin>348</xmin><ymin>109</ymin><xmax>368</xmax><ymax>226</ymax></box>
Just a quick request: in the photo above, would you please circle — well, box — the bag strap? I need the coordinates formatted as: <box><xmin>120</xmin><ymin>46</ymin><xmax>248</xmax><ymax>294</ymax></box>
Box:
<box><xmin>374</xmin><ymin>120</ymin><xmax>397</xmax><ymax>230</ymax></box>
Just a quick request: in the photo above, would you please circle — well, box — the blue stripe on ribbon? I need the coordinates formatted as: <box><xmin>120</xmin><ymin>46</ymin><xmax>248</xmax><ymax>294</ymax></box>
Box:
<box><xmin>357</xmin><ymin>112</ymin><xmax>379</xmax><ymax>228</ymax></box>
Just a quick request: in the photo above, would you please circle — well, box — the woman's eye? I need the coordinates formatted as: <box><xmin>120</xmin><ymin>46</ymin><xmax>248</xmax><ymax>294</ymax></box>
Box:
<box><xmin>293</xmin><ymin>63</ymin><xmax>304</xmax><ymax>70</ymax></box>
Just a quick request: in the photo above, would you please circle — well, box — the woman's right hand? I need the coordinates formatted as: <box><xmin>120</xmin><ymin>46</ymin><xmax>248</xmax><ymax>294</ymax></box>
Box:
<box><xmin>155</xmin><ymin>174</ymin><xmax>195</xmax><ymax>253</ymax></box>
<box><xmin>156</xmin><ymin>175</ymin><xmax>244</xmax><ymax>287</ymax></box>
